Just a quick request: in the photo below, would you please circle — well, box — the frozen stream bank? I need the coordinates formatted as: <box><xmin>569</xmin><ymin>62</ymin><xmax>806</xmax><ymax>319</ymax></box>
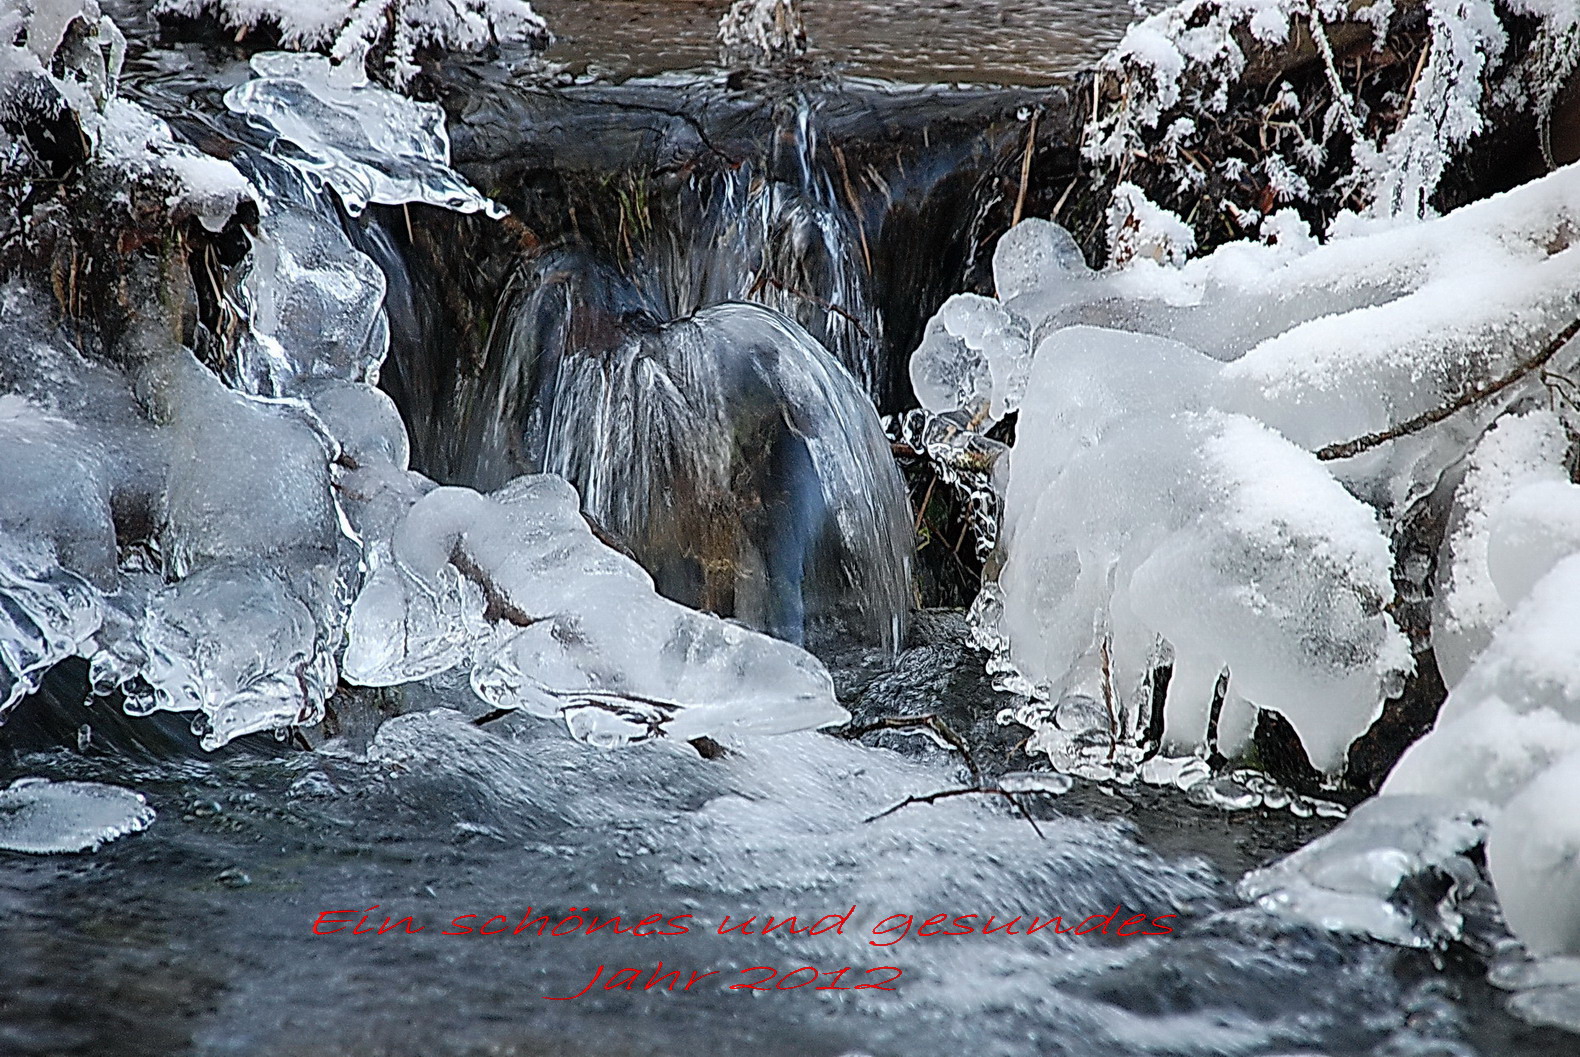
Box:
<box><xmin>4</xmin><ymin>0</ymin><xmax>1580</xmax><ymax>1054</ymax></box>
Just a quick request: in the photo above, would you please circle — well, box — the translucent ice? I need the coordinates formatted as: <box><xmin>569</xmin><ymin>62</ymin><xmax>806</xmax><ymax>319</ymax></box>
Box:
<box><xmin>345</xmin><ymin>474</ymin><xmax>849</xmax><ymax>744</ymax></box>
<box><xmin>1239</xmin><ymin>795</ymin><xmax>1487</xmax><ymax>949</ymax></box>
<box><xmin>994</xmin><ymin>324</ymin><xmax>1405</xmax><ymax>772</ymax></box>
<box><xmin>933</xmin><ymin>162</ymin><xmax>1580</xmax><ymax>779</ymax></box>
<box><xmin>231</xmin><ymin>155</ymin><xmax>391</xmax><ymax>394</ymax></box>
<box><xmin>1380</xmin><ymin>557</ymin><xmax>1580</xmax><ymax>956</ymax></box>
<box><xmin>224</xmin><ymin>52</ymin><xmax>505</xmax><ymax>218</ymax></box>
<box><xmin>909</xmin><ymin>219</ymin><xmax>1097</xmax><ymax>427</ymax></box>
<box><xmin>0</xmin><ymin>777</ymin><xmax>154</xmax><ymax>854</ymax></box>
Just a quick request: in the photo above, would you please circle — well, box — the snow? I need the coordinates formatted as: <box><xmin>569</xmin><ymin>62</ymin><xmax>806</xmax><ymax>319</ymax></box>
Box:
<box><xmin>2</xmin><ymin>0</ymin><xmax>256</xmax><ymax>232</ymax></box>
<box><xmin>1384</xmin><ymin>698</ymin><xmax>1580</xmax><ymax>807</ymax></box>
<box><xmin>1432</xmin><ymin>409</ymin><xmax>1572</xmax><ymax>686</ymax></box>
<box><xmin>1488</xmin><ymin>757</ymin><xmax>1580</xmax><ymax>957</ymax></box>
<box><xmin>1084</xmin><ymin>0</ymin><xmax>1567</xmax><ymax>223</ymax></box>
<box><xmin>1106</xmin><ymin>182</ymin><xmax>1196</xmax><ymax>266</ymax></box>
<box><xmin>155</xmin><ymin>0</ymin><xmax>548</xmax><ymax>86</ymax></box>
<box><xmin>1331</xmin><ymin>556</ymin><xmax>1580</xmax><ymax>957</ymax></box>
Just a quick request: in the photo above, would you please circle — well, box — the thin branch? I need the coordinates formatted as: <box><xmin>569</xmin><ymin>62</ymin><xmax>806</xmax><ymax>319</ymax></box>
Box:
<box><xmin>473</xmin><ymin>707</ymin><xmax>515</xmax><ymax>727</ymax></box>
<box><xmin>1012</xmin><ymin>109</ymin><xmax>1040</xmax><ymax>227</ymax></box>
<box><xmin>763</xmin><ymin>276</ymin><xmax>872</xmax><ymax>337</ymax></box>
<box><xmin>1315</xmin><ymin>318</ymin><xmax>1580</xmax><ymax>461</ymax></box>
<box><xmin>864</xmin><ymin>786</ymin><xmax>1045</xmax><ymax>839</ymax></box>
<box><xmin>1099</xmin><ymin>632</ymin><xmax>1119</xmax><ymax>763</ymax></box>
<box><xmin>839</xmin><ymin>713</ymin><xmax>982</xmax><ymax>785</ymax></box>
<box><xmin>448</xmin><ymin>543</ymin><xmax>542</xmax><ymax>628</ymax></box>
<box><xmin>831</xmin><ymin>144</ymin><xmax>872</xmax><ymax>275</ymax></box>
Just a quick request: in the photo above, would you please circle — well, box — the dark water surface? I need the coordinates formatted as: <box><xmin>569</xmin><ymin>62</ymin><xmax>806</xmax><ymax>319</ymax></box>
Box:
<box><xmin>534</xmin><ymin>0</ymin><xmax>1139</xmax><ymax>83</ymax></box>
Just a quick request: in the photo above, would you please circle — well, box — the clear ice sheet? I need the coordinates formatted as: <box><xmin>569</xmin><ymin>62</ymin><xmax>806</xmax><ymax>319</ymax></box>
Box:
<box><xmin>224</xmin><ymin>52</ymin><xmax>506</xmax><ymax>218</ymax></box>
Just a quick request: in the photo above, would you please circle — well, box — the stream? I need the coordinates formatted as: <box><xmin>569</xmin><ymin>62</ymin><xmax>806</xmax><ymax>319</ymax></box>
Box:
<box><xmin>1</xmin><ymin>2</ymin><xmax>1572</xmax><ymax>1055</ymax></box>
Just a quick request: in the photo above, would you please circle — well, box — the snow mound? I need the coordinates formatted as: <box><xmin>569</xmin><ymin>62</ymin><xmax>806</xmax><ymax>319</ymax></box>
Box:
<box><xmin>924</xmin><ymin>161</ymin><xmax>1580</xmax><ymax>779</ymax></box>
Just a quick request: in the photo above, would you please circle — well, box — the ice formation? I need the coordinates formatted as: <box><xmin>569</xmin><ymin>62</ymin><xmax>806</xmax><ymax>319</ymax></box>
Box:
<box><xmin>344</xmin><ymin>475</ymin><xmax>848</xmax><ymax>743</ymax></box>
<box><xmin>998</xmin><ymin>349</ymin><xmax>1406</xmax><ymax>771</ymax></box>
<box><xmin>914</xmin><ymin>161</ymin><xmax>1580</xmax><ymax>793</ymax></box>
<box><xmin>224</xmin><ymin>52</ymin><xmax>504</xmax><ymax>218</ymax></box>
<box><xmin>1258</xmin><ymin>479</ymin><xmax>1580</xmax><ymax>967</ymax></box>
<box><xmin>0</xmin><ymin>776</ymin><xmax>155</xmax><ymax>853</ymax></box>
<box><xmin>1238</xmin><ymin>794</ymin><xmax>1488</xmax><ymax>949</ymax></box>
<box><xmin>913</xmin><ymin>147</ymin><xmax>1580</xmax><ymax>975</ymax></box>
<box><xmin>946</xmin><ymin>164</ymin><xmax>1580</xmax><ymax>971</ymax></box>
<box><xmin>0</xmin><ymin>15</ymin><xmax>853</xmax><ymax>752</ymax></box>
<box><xmin>154</xmin><ymin>0</ymin><xmax>548</xmax><ymax>86</ymax></box>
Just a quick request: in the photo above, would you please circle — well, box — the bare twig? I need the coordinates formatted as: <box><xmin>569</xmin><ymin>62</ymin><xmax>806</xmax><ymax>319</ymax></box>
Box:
<box><xmin>864</xmin><ymin>786</ymin><xmax>1045</xmax><ymax>839</ymax></box>
<box><xmin>1049</xmin><ymin>175</ymin><xmax>1079</xmax><ymax>222</ymax></box>
<box><xmin>913</xmin><ymin>474</ymin><xmax>938</xmax><ymax>535</ymax></box>
<box><xmin>831</xmin><ymin>144</ymin><xmax>872</xmax><ymax>275</ymax></box>
<box><xmin>1315</xmin><ymin>318</ymin><xmax>1580</xmax><ymax>461</ymax></box>
<box><xmin>449</xmin><ymin>543</ymin><xmax>542</xmax><ymax>628</ymax></box>
<box><xmin>1012</xmin><ymin>110</ymin><xmax>1039</xmax><ymax>227</ymax></box>
<box><xmin>763</xmin><ymin>276</ymin><xmax>871</xmax><ymax>337</ymax></box>
<box><xmin>473</xmin><ymin>708</ymin><xmax>515</xmax><ymax>727</ymax></box>
<box><xmin>839</xmin><ymin>713</ymin><xmax>982</xmax><ymax>785</ymax></box>
<box><xmin>1099</xmin><ymin>632</ymin><xmax>1119</xmax><ymax>762</ymax></box>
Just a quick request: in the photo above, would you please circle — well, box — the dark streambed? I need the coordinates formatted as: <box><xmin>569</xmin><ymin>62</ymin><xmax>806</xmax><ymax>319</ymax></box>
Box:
<box><xmin>531</xmin><ymin>0</ymin><xmax>1136</xmax><ymax>85</ymax></box>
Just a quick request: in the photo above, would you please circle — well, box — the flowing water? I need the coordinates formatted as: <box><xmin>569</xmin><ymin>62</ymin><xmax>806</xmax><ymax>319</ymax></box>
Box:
<box><xmin>533</xmin><ymin>0</ymin><xmax>1138</xmax><ymax>83</ymax></box>
<box><xmin>1</xmin><ymin>4</ymin><xmax>1570</xmax><ymax>1056</ymax></box>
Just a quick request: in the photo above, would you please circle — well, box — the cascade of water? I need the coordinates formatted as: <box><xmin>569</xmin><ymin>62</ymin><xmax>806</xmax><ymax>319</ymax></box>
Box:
<box><xmin>364</xmin><ymin>88</ymin><xmax>913</xmax><ymax>651</ymax></box>
<box><xmin>484</xmin><ymin>281</ymin><xmax>912</xmax><ymax>652</ymax></box>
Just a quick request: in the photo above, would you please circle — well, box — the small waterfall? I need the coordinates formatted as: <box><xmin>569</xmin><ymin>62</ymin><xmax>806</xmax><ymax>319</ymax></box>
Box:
<box><xmin>358</xmin><ymin>74</ymin><xmax>1073</xmax><ymax>650</ymax></box>
<box><xmin>370</xmin><ymin>90</ymin><xmax>921</xmax><ymax>651</ymax></box>
<box><xmin>490</xmin><ymin>281</ymin><xmax>911</xmax><ymax>652</ymax></box>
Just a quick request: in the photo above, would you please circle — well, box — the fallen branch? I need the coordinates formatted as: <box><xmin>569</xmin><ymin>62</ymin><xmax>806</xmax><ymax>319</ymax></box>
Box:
<box><xmin>1315</xmin><ymin>317</ymin><xmax>1580</xmax><ymax>461</ymax></box>
<box><xmin>864</xmin><ymin>786</ymin><xmax>1045</xmax><ymax>839</ymax></box>
<box><xmin>838</xmin><ymin>713</ymin><xmax>982</xmax><ymax>785</ymax></box>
